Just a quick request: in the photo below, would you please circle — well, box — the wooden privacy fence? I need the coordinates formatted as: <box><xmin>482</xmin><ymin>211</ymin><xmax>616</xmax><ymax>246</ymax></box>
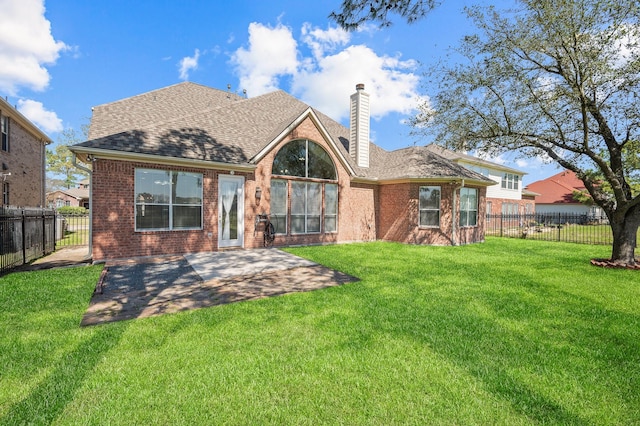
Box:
<box><xmin>0</xmin><ymin>207</ymin><xmax>56</xmax><ymax>274</ymax></box>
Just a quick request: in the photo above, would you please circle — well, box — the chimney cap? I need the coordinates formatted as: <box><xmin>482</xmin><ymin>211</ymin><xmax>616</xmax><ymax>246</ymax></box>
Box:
<box><xmin>355</xmin><ymin>83</ymin><xmax>365</xmax><ymax>91</ymax></box>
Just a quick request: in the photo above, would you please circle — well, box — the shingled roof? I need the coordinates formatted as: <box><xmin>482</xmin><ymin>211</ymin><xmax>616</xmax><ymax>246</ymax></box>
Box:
<box><xmin>73</xmin><ymin>82</ymin><xmax>494</xmax><ymax>184</ymax></box>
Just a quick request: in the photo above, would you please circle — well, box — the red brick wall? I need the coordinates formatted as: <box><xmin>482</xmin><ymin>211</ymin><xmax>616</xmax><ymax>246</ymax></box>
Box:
<box><xmin>92</xmin><ymin>160</ymin><xmax>230</xmax><ymax>260</ymax></box>
<box><xmin>486</xmin><ymin>198</ymin><xmax>535</xmax><ymax>215</ymax></box>
<box><xmin>0</xmin><ymin>119</ymin><xmax>46</xmax><ymax>207</ymax></box>
<box><xmin>91</xmin><ymin>116</ymin><xmax>488</xmax><ymax>260</ymax></box>
<box><xmin>378</xmin><ymin>182</ymin><xmax>486</xmax><ymax>245</ymax></box>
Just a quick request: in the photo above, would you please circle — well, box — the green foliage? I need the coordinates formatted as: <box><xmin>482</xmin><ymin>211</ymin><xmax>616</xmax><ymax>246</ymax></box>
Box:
<box><xmin>1</xmin><ymin>241</ymin><xmax>639</xmax><ymax>424</ymax></box>
<box><xmin>47</xmin><ymin>127</ymin><xmax>90</xmax><ymax>191</ymax></box>
<box><xmin>416</xmin><ymin>0</ymin><xmax>640</xmax><ymax>262</ymax></box>
<box><xmin>329</xmin><ymin>0</ymin><xmax>437</xmax><ymax>30</ymax></box>
<box><xmin>56</xmin><ymin>206</ymin><xmax>87</xmax><ymax>215</ymax></box>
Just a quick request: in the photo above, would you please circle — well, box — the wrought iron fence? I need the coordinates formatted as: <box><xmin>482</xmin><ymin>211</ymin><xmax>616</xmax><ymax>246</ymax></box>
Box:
<box><xmin>1</xmin><ymin>207</ymin><xmax>56</xmax><ymax>274</ymax></box>
<box><xmin>485</xmin><ymin>213</ymin><xmax>619</xmax><ymax>245</ymax></box>
<box><xmin>56</xmin><ymin>213</ymin><xmax>90</xmax><ymax>247</ymax></box>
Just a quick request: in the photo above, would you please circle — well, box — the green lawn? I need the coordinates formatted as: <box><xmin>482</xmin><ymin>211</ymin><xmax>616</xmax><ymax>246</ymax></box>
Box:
<box><xmin>1</xmin><ymin>239</ymin><xmax>638</xmax><ymax>424</ymax></box>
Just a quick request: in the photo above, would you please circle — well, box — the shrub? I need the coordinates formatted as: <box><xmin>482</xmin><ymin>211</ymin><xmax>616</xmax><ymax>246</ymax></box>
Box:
<box><xmin>56</xmin><ymin>206</ymin><xmax>87</xmax><ymax>215</ymax></box>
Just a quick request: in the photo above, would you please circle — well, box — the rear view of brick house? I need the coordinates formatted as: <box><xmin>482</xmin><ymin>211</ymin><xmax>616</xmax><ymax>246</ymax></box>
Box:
<box><xmin>70</xmin><ymin>82</ymin><xmax>495</xmax><ymax>261</ymax></box>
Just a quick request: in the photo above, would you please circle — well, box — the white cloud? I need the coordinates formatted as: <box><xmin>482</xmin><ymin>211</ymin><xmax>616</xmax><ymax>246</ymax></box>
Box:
<box><xmin>178</xmin><ymin>49</ymin><xmax>200</xmax><ymax>80</ymax></box>
<box><xmin>230</xmin><ymin>22</ymin><xmax>298</xmax><ymax>96</ymax></box>
<box><xmin>230</xmin><ymin>22</ymin><xmax>424</xmax><ymax>122</ymax></box>
<box><xmin>17</xmin><ymin>99</ymin><xmax>63</xmax><ymax>133</ymax></box>
<box><xmin>0</xmin><ymin>0</ymin><xmax>67</xmax><ymax>95</ymax></box>
<box><xmin>300</xmin><ymin>23</ymin><xmax>350</xmax><ymax>60</ymax></box>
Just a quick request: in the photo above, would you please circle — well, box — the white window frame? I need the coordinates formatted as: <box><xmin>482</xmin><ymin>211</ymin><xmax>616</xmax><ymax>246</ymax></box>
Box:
<box><xmin>460</xmin><ymin>187</ymin><xmax>478</xmax><ymax>227</ymax></box>
<box><xmin>270</xmin><ymin>179</ymin><xmax>288</xmax><ymax>235</ymax></box>
<box><xmin>134</xmin><ymin>168</ymin><xmax>203</xmax><ymax>231</ymax></box>
<box><xmin>501</xmin><ymin>173</ymin><xmax>519</xmax><ymax>190</ymax></box>
<box><xmin>324</xmin><ymin>183</ymin><xmax>338</xmax><ymax>233</ymax></box>
<box><xmin>1</xmin><ymin>114</ymin><xmax>8</xmax><ymax>152</ymax></box>
<box><xmin>419</xmin><ymin>186</ymin><xmax>441</xmax><ymax>227</ymax></box>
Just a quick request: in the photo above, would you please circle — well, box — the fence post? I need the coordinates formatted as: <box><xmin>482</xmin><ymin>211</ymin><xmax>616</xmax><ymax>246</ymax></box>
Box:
<box><xmin>557</xmin><ymin>212</ymin><xmax>561</xmax><ymax>241</ymax></box>
<box><xmin>21</xmin><ymin>209</ymin><xmax>26</xmax><ymax>265</ymax></box>
<box><xmin>500</xmin><ymin>214</ymin><xmax>504</xmax><ymax>237</ymax></box>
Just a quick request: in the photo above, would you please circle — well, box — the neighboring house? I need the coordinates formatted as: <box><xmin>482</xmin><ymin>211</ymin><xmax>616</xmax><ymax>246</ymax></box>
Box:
<box><xmin>525</xmin><ymin>170</ymin><xmax>604</xmax><ymax>216</ymax></box>
<box><xmin>70</xmin><ymin>82</ymin><xmax>495</xmax><ymax>261</ymax></box>
<box><xmin>46</xmin><ymin>187</ymin><xmax>90</xmax><ymax>209</ymax></box>
<box><xmin>0</xmin><ymin>96</ymin><xmax>52</xmax><ymax>208</ymax></box>
<box><xmin>425</xmin><ymin>145</ymin><xmax>536</xmax><ymax>216</ymax></box>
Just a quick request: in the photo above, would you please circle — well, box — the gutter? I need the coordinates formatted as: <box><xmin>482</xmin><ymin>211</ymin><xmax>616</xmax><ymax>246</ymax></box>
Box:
<box><xmin>72</xmin><ymin>153</ymin><xmax>93</xmax><ymax>259</ymax></box>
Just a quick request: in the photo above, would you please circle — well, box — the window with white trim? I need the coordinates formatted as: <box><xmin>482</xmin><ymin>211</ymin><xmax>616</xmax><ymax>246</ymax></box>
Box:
<box><xmin>324</xmin><ymin>183</ymin><xmax>338</xmax><ymax>233</ymax></box>
<box><xmin>135</xmin><ymin>169</ymin><xmax>203</xmax><ymax>231</ymax></box>
<box><xmin>460</xmin><ymin>187</ymin><xmax>478</xmax><ymax>227</ymax></box>
<box><xmin>269</xmin><ymin>179</ymin><xmax>287</xmax><ymax>234</ymax></box>
<box><xmin>419</xmin><ymin>186</ymin><xmax>441</xmax><ymax>227</ymax></box>
<box><xmin>1</xmin><ymin>114</ymin><xmax>8</xmax><ymax>152</ymax></box>
<box><xmin>501</xmin><ymin>173</ymin><xmax>519</xmax><ymax>190</ymax></box>
<box><xmin>270</xmin><ymin>139</ymin><xmax>338</xmax><ymax>235</ymax></box>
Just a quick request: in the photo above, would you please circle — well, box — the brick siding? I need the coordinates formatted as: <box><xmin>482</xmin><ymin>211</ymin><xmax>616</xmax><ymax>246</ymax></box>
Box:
<box><xmin>0</xmin><ymin>118</ymin><xmax>46</xmax><ymax>207</ymax></box>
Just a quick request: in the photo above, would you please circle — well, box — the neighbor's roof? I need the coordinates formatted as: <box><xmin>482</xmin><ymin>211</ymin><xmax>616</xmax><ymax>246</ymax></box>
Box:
<box><xmin>72</xmin><ymin>82</ymin><xmax>494</xmax><ymax>185</ymax></box>
<box><xmin>525</xmin><ymin>170</ymin><xmax>585</xmax><ymax>204</ymax></box>
<box><xmin>46</xmin><ymin>188</ymin><xmax>89</xmax><ymax>199</ymax></box>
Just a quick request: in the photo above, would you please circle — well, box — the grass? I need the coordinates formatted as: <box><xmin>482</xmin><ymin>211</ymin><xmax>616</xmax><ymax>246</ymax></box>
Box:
<box><xmin>1</xmin><ymin>238</ymin><xmax>638</xmax><ymax>424</ymax></box>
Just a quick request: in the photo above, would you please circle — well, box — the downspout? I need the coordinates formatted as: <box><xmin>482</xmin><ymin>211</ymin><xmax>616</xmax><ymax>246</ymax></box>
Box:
<box><xmin>72</xmin><ymin>153</ymin><xmax>93</xmax><ymax>258</ymax></box>
<box><xmin>451</xmin><ymin>179</ymin><xmax>464</xmax><ymax>246</ymax></box>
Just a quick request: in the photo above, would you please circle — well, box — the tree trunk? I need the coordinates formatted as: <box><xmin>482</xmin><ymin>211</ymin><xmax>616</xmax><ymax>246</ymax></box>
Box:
<box><xmin>610</xmin><ymin>212</ymin><xmax>639</xmax><ymax>265</ymax></box>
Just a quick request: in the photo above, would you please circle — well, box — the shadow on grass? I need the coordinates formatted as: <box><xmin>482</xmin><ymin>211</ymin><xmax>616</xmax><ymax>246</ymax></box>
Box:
<box><xmin>1</xmin><ymin>323</ymin><xmax>128</xmax><ymax>424</ymax></box>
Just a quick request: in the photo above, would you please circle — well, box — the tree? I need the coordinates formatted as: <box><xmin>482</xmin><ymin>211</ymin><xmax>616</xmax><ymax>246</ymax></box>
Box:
<box><xmin>47</xmin><ymin>127</ymin><xmax>89</xmax><ymax>190</ymax></box>
<box><xmin>329</xmin><ymin>0</ymin><xmax>438</xmax><ymax>30</ymax></box>
<box><xmin>414</xmin><ymin>0</ymin><xmax>640</xmax><ymax>265</ymax></box>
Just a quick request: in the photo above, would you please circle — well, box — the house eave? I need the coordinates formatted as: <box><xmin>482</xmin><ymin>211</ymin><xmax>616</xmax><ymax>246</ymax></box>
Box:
<box><xmin>0</xmin><ymin>97</ymin><xmax>52</xmax><ymax>144</ymax></box>
<box><xmin>250</xmin><ymin>107</ymin><xmax>357</xmax><ymax>177</ymax></box>
<box><xmin>69</xmin><ymin>146</ymin><xmax>257</xmax><ymax>172</ymax></box>
<box><xmin>351</xmin><ymin>176</ymin><xmax>497</xmax><ymax>186</ymax></box>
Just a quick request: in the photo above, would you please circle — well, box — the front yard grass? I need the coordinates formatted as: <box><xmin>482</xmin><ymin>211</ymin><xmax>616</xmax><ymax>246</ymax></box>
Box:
<box><xmin>1</xmin><ymin>238</ymin><xmax>638</xmax><ymax>424</ymax></box>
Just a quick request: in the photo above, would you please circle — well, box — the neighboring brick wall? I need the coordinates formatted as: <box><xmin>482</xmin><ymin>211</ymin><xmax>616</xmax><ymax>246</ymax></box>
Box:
<box><xmin>0</xmin><ymin>119</ymin><xmax>46</xmax><ymax>207</ymax></box>
<box><xmin>486</xmin><ymin>197</ymin><xmax>535</xmax><ymax>215</ymax></box>
<box><xmin>46</xmin><ymin>191</ymin><xmax>82</xmax><ymax>208</ymax></box>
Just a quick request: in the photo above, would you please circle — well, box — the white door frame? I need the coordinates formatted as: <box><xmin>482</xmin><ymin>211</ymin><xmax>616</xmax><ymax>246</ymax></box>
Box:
<box><xmin>218</xmin><ymin>174</ymin><xmax>245</xmax><ymax>248</ymax></box>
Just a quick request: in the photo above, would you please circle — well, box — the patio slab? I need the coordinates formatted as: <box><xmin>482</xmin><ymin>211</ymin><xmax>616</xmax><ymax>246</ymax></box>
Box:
<box><xmin>81</xmin><ymin>250</ymin><xmax>358</xmax><ymax>326</ymax></box>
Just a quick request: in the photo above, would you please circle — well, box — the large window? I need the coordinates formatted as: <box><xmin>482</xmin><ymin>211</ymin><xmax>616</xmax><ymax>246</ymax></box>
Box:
<box><xmin>460</xmin><ymin>188</ymin><xmax>478</xmax><ymax>227</ymax></box>
<box><xmin>135</xmin><ymin>169</ymin><xmax>202</xmax><ymax>231</ymax></box>
<box><xmin>324</xmin><ymin>183</ymin><xmax>338</xmax><ymax>233</ymax></box>
<box><xmin>291</xmin><ymin>182</ymin><xmax>321</xmax><ymax>233</ymax></box>
<box><xmin>270</xmin><ymin>179</ymin><xmax>287</xmax><ymax>234</ymax></box>
<box><xmin>270</xmin><ymin>140</ymin><xmax>338</xmax><ymax>235</ymax></box>
<box><xmin>501</xmin><ymin>173</ymin><xmax>519</xmax><ymax>190</ymax></box>
<box><xmin>419</xmin><ymin>186</ymin><xmax>441</xmax><ymax>227</ymax></box>
<box><xmin>1</xmin><ymin>114</ymin><xmax>8</xmax><ymax>152</ymax></box>
<box><xmin>272</xmin><ymin>139</ymin><xmax>337</xmax><ymax>180</ymax></box>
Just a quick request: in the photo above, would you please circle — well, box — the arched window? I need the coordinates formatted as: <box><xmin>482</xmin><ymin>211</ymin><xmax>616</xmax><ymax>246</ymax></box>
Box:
<box><xmin>272</xmin><ymin>139</ymin><xmax>336</xmax><ymax>180</ymax></box>
<box><xmin>270</xmin><ymin>140</ymin><xmax>338</xmax><ymax>236</ymax></box>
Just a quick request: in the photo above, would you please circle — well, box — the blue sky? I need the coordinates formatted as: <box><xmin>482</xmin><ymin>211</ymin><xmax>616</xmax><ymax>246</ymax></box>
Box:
<box><xmin>1</xmin><ymin>0</ymin><xmax>561</xmax><ymax>184</ymax></box>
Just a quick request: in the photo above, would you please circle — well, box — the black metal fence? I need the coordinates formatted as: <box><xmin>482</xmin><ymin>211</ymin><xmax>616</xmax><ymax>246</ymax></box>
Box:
<box><xmin>56</xmin><ymin>213</ymin><xmax>90</xmax><ymax>247</ymax></box>
<box><xmin>1</xmin><ymin>207</ymin><xmax>56</xmax><ymax>274</ymax></box>
<box><xmin>486</xmin><ymin>213</ymin><xmax>618</xmax><ymax>245</ymax></box>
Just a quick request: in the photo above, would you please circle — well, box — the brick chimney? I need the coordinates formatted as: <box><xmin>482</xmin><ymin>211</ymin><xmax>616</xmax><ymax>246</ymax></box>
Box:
<box><xmin>349</xmin><ymin>83</ymin><xmax>370</xmax><ymax>168</ymax></box>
